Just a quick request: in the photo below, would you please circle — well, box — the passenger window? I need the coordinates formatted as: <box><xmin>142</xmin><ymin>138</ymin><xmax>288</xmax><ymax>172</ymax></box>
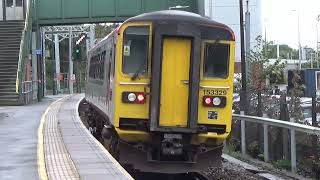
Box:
<box><xmin>122</xmin><ymin>26</ymin><xmax>149</xmax><ymax>75</ymax></box>
<box><xmin>88</xmin><ymin>51</ymin><xmax>106</xmax><ymax>80</ymax></box>
<box><xmin>203</xmin><ymin>43</ymin><xmax>230</xmax><ymax>78</ymax></box>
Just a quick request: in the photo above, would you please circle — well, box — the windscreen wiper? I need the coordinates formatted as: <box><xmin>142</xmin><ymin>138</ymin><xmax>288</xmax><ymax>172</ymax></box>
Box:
<box><xmin>131</xmin><ymin>62</ymin><xmax>146</xmax><ymax>81</ymax></box>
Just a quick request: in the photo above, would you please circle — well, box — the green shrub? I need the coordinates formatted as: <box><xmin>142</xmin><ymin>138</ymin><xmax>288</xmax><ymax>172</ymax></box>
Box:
<box><xmin>248</xmin><ymin>141</ymin><xmax>261</xmax><ymax>158</ymax></box>
<box><xmin>227</xmin><ymin>136</ymin><xmax>240</xmax><ymax>153</ymax></box>
<box><xmin>272</xmin><ymin>159</ymin><xmax>291</xmax><ymax>170</ymax></box>
<box><xmin>257</xmin><ymin>153</ymin><xmax>264</xmax><ymax>161</ymax></box>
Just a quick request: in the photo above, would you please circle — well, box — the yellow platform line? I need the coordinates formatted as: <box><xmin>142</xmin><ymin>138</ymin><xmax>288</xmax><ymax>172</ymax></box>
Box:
<box><xmin>37</xmin><ymin>96</ymin><xmax>69</xmax><ymax>180</ymax></box>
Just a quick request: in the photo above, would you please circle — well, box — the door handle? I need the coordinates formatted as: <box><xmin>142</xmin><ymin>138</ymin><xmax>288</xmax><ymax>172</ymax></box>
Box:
<box><xmin>144</xmin><ymin>86</ymin><xmax>151</xmax><ymax>95</ymax></box>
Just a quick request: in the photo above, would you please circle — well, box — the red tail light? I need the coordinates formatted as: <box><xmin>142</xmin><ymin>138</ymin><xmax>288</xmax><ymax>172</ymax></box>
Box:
<box><xmin>203</xmin><ymin>96</ymin><xmax>213</xmax><ymax>106</ymax></box>
<box><xmin>136</xmin><ymin>93</ymin><xmax>145</xmax><ymax>103</ymax></box>
<box><xmin>122</xmin><ymin>92</ymin><xmax>146</xmax><ymax>104</ymax></box>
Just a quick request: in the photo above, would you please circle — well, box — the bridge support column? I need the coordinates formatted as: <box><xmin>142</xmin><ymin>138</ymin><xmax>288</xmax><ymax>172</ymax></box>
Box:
<box><xmin>31</xmin><ymin>32</ymin><xmax>38</xmax><ymax>100</ymax></box>
<box><xmin>35</xmin><ymin>27</ymin><xmax>44</xmax><ymax>100</ymax></box>
<box><xmin>54</xmin><ymin>34</ymin><xmax>61</xmax><ymax>93</ymax></box>
<box><xmin>42</xmin><ymin>30</ymin><xmax>47</xmax><ymax>96</ymax></box>
<box><xmin>69</xmin><ymin>27</ymin><xmax>73</xmax><ymax>94</ymax></box>
<box><xmin>89</xmin><ymin>25</ymin><xmax>95</xmax><ymax>48</ymax></box>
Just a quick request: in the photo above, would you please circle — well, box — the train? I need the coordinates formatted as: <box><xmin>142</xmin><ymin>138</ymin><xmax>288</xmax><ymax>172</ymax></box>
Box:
<box><xmin>84</xmin><ymin>10</ymin><xmax>235</xmax><ymax>173</ymax></box>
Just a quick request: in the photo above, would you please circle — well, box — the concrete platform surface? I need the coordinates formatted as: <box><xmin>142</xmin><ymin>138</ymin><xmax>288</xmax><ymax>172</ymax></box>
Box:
<box><xmin>0</xmin><ymin>96</ymin><xmax>63</xmax><ymax>180</ymax></box>
<box><xmin>40</xmin><ymin>94</ymin><xmax>133</xmax><ymax>180</ymax></box>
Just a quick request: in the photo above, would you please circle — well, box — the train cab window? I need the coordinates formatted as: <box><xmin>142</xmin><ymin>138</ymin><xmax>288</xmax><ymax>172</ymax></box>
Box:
<box><xmin>122</xmin><ymin>26</ymin><xmax>149</xmax><ymax>76</ymax></box>
<box><xmin>203</xmin><ymin>43</ymin><xmax>230</xmax><ymax>78</ymax></box>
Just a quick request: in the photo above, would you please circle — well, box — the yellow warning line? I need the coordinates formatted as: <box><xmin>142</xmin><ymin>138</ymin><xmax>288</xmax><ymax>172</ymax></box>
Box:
<box><xmin>37</xmin><ymin>96</ymin><xmax>69</xmax><ymax>180</ymax></box>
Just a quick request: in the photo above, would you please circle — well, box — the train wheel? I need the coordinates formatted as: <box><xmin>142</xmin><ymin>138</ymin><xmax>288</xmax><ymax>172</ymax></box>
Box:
<box><xmin>110</xmin><ymin>134</ymin><xmax>120</xmax><ymax>159</ymax></box>
<box><xmin>103</xmin><ymin>134</ymin><xmax>119</xmax><ymax>160</ymax></box>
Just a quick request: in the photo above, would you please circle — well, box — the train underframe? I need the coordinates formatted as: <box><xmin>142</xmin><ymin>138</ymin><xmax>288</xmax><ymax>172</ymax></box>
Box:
<box><xmin>84</xmin><ymin>103</ymin><xmax>223</xmax><ymax>174</ymax></box>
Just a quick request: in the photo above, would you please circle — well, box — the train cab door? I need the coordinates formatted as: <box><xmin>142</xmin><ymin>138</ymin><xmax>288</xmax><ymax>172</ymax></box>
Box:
<box><xmin>159</xmin><ymin>37</ymin><xmax>191</xmax><ymax>128</ymax></box>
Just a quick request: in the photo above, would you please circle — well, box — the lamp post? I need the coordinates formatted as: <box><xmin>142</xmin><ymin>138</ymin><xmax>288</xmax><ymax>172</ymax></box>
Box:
<box><xmin>317</xmin><ymin>15</ymin><xmax>320</xmax><ymax>68</ymax></box>
<box><xmin>291</xmin><ymin>10</ymin><xmax>302</xmax><ymax>69</ymax></box>
<box><xmin>239</xmin><ymin>0</ymin><xmax>247</xmax><ymax>114</ymax></box>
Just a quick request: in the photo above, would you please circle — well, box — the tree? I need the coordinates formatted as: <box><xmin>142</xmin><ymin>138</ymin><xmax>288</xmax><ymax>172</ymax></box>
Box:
<box><xmin>288</xmin><ymin>70</ymin><xmax>305</xmax><ymax>122</ymax></box>
<box><xmin>95</xmin><ymin>24</ymin><xmax>117</xmax><ymax>39</ymax></box>
<box><xmin>247</xmin><ymin>36</ymin><xmax>285</xmax><ymax>117</ymax></box>
<box><xmin>263</xmin><ymin>42</ymin><xmax>299</xmax><ymax>60</ymax></box>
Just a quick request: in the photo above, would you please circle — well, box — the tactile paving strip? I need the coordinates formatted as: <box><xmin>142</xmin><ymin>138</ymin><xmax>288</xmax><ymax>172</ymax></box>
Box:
<box><xmin>58</xmin><ymin>94</ymin><xmax>132</xmax><ymax>180</ymax></box>
<box><xmin>44</xmin><ymin>99</ymin><xmax>80</xmax><ymax>180</ymax></box>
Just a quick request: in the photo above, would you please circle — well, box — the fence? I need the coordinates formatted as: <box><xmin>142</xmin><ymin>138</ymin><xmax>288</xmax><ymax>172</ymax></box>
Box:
<box><xmin>233</xmin><ymin>113</ymin><xmax>320</xmax><ymax>173</ymax></box>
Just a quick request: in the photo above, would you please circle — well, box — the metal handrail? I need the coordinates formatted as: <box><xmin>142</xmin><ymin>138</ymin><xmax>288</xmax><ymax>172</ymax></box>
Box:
<box><xmin>232</xmin><ymin>113</ymin><xmax>320</xmax><ymax>174</ymax></box>
<box><xmin>16</xmin><ymin>0</ymin><xmax>33</xmax><ymax>97</ymax></box>
<box><xmin>233</xmin><ymin>114</ymin><xmax>320</xmax><ymax>135</ymax></box>
<box><xmin>22</xmin><ymin>81</ymin><xmax>33</xmax><ymax>94</ymax></box>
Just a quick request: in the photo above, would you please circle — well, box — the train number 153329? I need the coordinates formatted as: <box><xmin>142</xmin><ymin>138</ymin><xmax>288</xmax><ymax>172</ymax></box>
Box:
<box><xmin>203</xmin><ymin>89</ymin><xmax>227</xmax><ymax>96</ymax></box>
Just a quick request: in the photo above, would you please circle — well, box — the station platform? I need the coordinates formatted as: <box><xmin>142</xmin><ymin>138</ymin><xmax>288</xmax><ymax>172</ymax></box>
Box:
<box><xmin>0</xmin><ymin>94</ymin><xmax>132</xmax><ymax>180</ymax></box>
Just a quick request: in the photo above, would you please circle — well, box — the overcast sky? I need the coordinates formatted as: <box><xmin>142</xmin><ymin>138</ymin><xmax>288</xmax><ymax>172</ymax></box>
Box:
<box><xmin>262</xmin><ymin>0</ymin><xmax>320</xmax><ymax>49</ymax></box>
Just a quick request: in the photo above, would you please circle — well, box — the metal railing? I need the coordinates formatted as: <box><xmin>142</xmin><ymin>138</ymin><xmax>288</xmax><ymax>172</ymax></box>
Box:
<box><xmin>22</xmin><ymin>81</ymin><xmax>33</xmax><ymax>94</ymax></box>
<box><xmin>22</xmin><ymin>80</ymin><xmax>36</xmax><ymax>104</ymax></box>
<box><xmin>233</xmin><ymin>113</ymin><xmax>320</xmax><ymax>173</ymax></box>
<box><xmin>16</xmin><ymin>0</ymin><xmax>33</xmax><ymax>100</ymax></box>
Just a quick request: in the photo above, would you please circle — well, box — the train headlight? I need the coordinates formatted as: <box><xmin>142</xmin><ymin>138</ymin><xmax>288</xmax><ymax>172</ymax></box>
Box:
<box><xmin>212</xmin><ymin>97</ymin><xmax>221</xmax><ymax>106</ymax></box>
<box><xmin>128</xmin><ymin>93</ymin><xmax>136</xmax><ymax>102</ymax></box>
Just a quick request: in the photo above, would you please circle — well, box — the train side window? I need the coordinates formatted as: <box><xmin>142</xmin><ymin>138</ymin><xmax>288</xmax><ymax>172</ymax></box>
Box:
<box><xmin>122</xmin><ymin>26</ymin><xmax>149</xmax><ymax>75</ymax></box>
<box><xmin>203</xmin><ymin>43</ymin><xmax>230</xmax><ymax>78</ymax></box>
<box><xmin>100</xmin><ymin>51</ymin><xmax>106</xmax><ymax>80</ymax></box>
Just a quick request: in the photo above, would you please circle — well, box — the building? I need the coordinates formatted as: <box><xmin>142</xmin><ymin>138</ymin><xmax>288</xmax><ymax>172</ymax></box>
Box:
<box><xmin>204</xmin><ymin>0</ymin><xmax>262</xmax><ymax>63</ymax></box>
<box><xmin>0</xmin><ymin>0</ymin><xmax>25</xmax><ymax>20</ymax></box>
<box><xmin>302</xmin><ymin>46</ymin><xmax>315</xmax><ymax>61</ymax></box>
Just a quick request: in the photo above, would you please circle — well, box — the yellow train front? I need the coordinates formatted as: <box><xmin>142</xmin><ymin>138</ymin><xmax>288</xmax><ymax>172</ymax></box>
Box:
<box><xmin>85</xmin><ymin>10</ymin><xmax>235</xmax><ymax>173</ymax></box>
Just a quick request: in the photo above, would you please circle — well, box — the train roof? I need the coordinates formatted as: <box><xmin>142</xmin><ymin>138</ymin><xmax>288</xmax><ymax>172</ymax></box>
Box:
<box><xmin>127</xmin><ymin>10</ymin><xmax>219</xmax><ymax>25</ymax></box>
<box><xmin>125</xmin><ymin>10</ymin><xmax>234</xmax><ymax>40</ymax></box>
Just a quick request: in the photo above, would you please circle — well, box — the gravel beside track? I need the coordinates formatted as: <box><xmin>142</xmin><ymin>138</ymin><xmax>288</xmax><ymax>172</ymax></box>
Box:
<box><xmin>204</xmin><ymin>159</ymin><xmax>264</xmax><ymax>180</ymax></box>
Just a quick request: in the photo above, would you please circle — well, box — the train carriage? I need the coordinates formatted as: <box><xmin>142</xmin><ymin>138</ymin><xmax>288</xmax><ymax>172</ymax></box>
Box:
<box><xmin>85</xmin><ymin>10</ymin><xmax>235</xmax><ymax>173</ymax></box>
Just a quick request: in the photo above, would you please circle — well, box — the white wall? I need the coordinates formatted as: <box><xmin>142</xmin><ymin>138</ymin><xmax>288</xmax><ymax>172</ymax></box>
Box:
<box><xmin>204</xmin><ymin>0</ymin><xmax>262</xmax><ymax>62</ymax></box>
<box><xmin>0</xmin><ymin>1</ymin><xmax>3</xmax><ymax>20</ymax></box>
<box><xmin>6</xmin><ymin>0</ymin><xmax>24</xmax><ymax>20</ymax></box>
